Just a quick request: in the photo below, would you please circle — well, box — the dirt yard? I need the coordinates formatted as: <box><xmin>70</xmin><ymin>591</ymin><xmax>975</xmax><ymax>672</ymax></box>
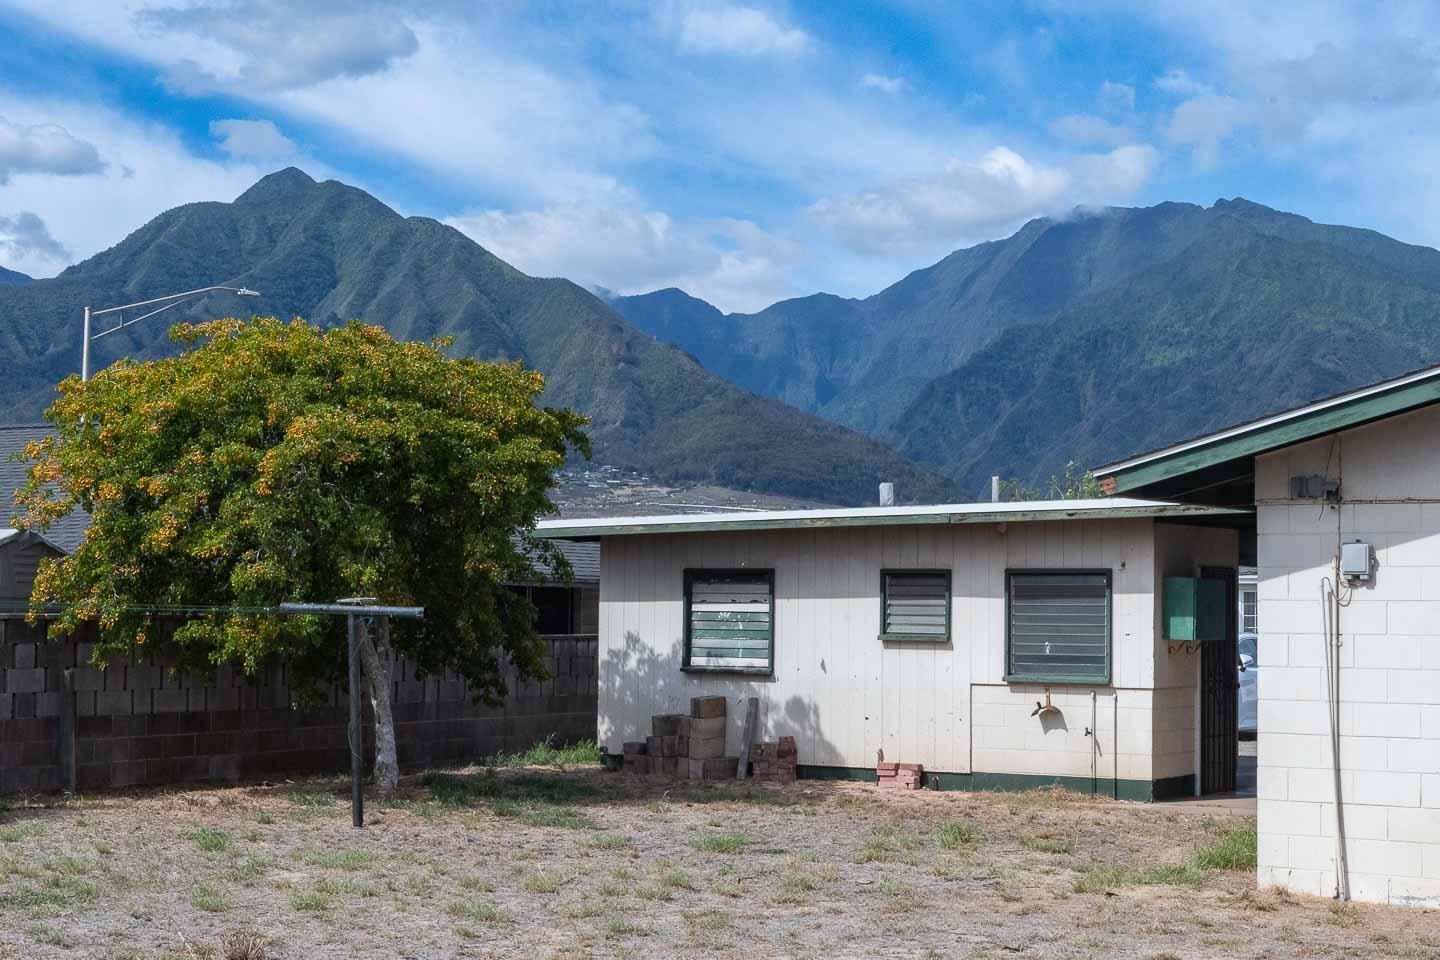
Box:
<box><xmin>1</xmin><ymin>762</ymin><xmax>1437</xmax><ymax>960</ymax></box>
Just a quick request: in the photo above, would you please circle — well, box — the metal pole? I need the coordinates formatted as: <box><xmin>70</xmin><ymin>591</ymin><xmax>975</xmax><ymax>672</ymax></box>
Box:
<box><xmin>347</xmin><ymin>613</ymin><xmax>364</xmax><ymax>829</ymax></box>
<box><xmin>81</xmin><ymin>306</ymin><xmax>91</xmax><ymax>382</ymax></box>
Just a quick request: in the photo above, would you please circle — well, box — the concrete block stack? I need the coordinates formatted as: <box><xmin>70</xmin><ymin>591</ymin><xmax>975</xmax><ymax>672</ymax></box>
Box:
<box><xmin>620</xmin><ymin>696</ymin><xmax>739</xmax><ymax>780</ymax></box>
<box><xmin>748</xmin><ymin>735</ymin><xmax>797</xmax><ymax>784</ymax></box>
<box><xmin>876</xmin><ymin>761</ymin><xmax>923</xmax><ymax>791</ymax></box>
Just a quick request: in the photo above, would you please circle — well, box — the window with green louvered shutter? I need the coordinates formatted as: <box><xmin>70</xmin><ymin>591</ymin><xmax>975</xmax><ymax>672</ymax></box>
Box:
<box><xmin>880</xmin><ymin>570</ymin><xmax>951</xmax><ymax>641</ymax></box>
<box><xmin>684</xmin><ymin>570</ymin><xmax>774</xmax><ymax>674</ymax></box>
<box><xmin>1005</xmin><ymin>570</ymin><xmax>1112</xmax><ymax>683</ymax></box>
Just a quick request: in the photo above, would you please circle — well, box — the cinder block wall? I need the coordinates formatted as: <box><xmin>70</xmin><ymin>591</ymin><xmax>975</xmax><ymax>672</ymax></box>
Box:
<box><xmin>0</xmin><ymin>617</ymin><xmax>597</xmax><ymax>795</ymax></box>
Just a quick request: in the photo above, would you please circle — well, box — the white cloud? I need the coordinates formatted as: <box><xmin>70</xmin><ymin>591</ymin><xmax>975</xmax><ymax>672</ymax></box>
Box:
<box><xmin>860</xmin><ymin>73</ymin><xmax>907</xmax><ymax>94</ymax></box>
<box><xmin>676</xmin><ymin>4</ymin><xmax>811</xmax><ymax>57</ymax></box>
<box><xmin>448</xmin><ymin>205</ymin><xmax>803</xmax><ymax>313</ymax></box>
<box><xmin>1098</xmin><ymin>80</ymin><xmax>1135</xmax><ymax>113</ymax></box>
<box><xmin>0</xmin><ymin>92</ymin><xmax>284</xmax><ymax>278</ymax></box>
<box><xmin>210</xmin><ymin>118</ymin><xmax>297</xmax><ymax>159</ymax></box>
<box><xmin>0</xmin><ymin>211</ymin><xmax>69</xmax><ymax>274</ymax></box>
<box><xmin>1165</xmin><ymin>93</ymin><xmax>1246</xmax><ymax>166</ymax></box>
<box><xmin>808</xmin><ymin>144</ymin><xmax>1160</xmax><ymax>256</ymax></box>
<box><xmin>1153</xmin><ymin>67</ymin><xmax>1209</xmax><ymax>97</ymax></box>
<box><xmin>0</xmin><ymin>115</ymin><xmax>106</xmax><ymax>184</ymax></box>
<box><xmin>136</xmin><ymin>1</ymin><xmax>419</xmax><ymax>93</ymax></box>
<box><xmin>1049</xmin><ymin>114</ymin><xmax>1136</xmax><ymax>148</ymax></box>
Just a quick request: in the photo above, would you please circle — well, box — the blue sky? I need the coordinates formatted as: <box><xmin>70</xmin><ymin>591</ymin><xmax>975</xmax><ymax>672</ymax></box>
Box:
<box><xmin>0</xmin><ymin>1</ymin><xmax>1436</xmax><ymax>312</ymax></box>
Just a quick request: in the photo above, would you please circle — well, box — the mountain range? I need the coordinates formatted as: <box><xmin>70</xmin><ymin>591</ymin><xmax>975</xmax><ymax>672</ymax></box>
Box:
<box><xmin>0</xmin><ymin>169</ymin><xmax>956</xmax><ymax>506</ymax></box>
<box><xmin>613</xmin><ymin>199</ymin><xmax>1440</xmax><ymax>494</ymax></box>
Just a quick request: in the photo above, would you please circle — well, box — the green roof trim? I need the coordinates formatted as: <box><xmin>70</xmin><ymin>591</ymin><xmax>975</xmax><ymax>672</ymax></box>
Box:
<box><xmin>1096</xmin><ymin>365</ymin><xmax>1440</xmax><ymax>495</ymax></box>
<box><xmin>535</xmin><ymin>499</ymin><xmax>1248</xmax><ymax>541</ymax></box>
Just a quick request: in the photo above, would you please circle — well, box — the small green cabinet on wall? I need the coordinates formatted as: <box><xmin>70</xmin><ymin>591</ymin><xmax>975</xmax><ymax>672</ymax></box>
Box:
<box><xmin>1163</xmin><ymin>576</ymin><xmax>1228</xmax><ymax>642</ymax></box>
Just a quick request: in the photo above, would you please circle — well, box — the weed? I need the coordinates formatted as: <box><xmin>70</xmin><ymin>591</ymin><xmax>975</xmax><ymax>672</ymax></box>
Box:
<box><xmin>222</xmin><ymin>856</ymin><xmax>272</xmax><ymax>884</ymax></box>
<box><xmin>605</xmin><ymin>918</ymin><xmax>649</xmax><ymax>939</ymax></box>
<box><xmin>445</xmin><ymin>900</ymin><xmax>512</xmax><ymax>926</ymax></box>
<box><xmin>682</xmin><ymin>907</ymin><xmax>731</xmax><ymax>930</ymax></box>
<box><xmin>937</xmin><ymin>820</ymin><xmax>980</xmax><ymax>849</ymax></box>
<box><xmin>556</xmin><ymin>898</ymin><xmax>605</xmax><ymax>919</ymax></box>
<box><xmin>483</xmin><ymin>736</ymin><xmax>601</xmax><ymax>770</ymax></box>
<box><xmin>711</xmin><ymin>879</ymin><xmax>742</xmax><ymax>897</ymax></box>
<box><xmin>255</xmin><ymin>814</ymin><xmax>276</xmax><ymax>825</ymax></box>
<box><xmin>0</xmin><ymin>823</ymin><xmax>44</xmax><ymax>843</ymax></box>
<box><xmin>523</xmin><ymin>870</ymin><xmax>566</xmax><ymax>894</ymax></box>
<box><xmin>1328</xmin><ymin>902</ymin><xmax>1361</xmax><ymax>928</ymax></box>
<box><xmin>288</xmin><ymin>792</ymin><xmax>337</xmax><ymax>808</ymax></box>
<box><xmin>458</xmin><ymin>876</ymin><xmax>495</xmax><ymax>893</ymax></box>
<box><xmin>691</xmin><ymin>832</ymin><xmax>750</xmax><ymax>854</ymax></box>
<box><xmin>856</xmin><ymin>825</ymin><xmax>921</xmax><ymax>864</ymax></box>
<box><xmin>185</xmin><ymin>826</ymin><xmax>232</xmax><ymax>854</ymax></box>
<box><xmin>586</xmin><ymin>833</ymin><xmax>634</xmax><ymax>850</ymax></box>
<box><xmin>191</xmin><ymin>882</ymin><xmax>232</xmax><ymax>914</ymax></box>
<box><xmin>218</xmin><ymin>929</ymin><xmax>271</xmax><ymax>960</ymax></box>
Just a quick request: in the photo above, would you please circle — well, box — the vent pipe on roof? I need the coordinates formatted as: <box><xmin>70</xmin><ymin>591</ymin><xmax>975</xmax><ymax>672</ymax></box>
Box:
<box><xmin>991</xmin><ymin>475</ymin><xmax>1000</xmax><ymax>503</ymax></box>
<box><xmin>878</xmin><ymin>482</ymin><xmax>895</xmax><ymax>507</ymax></box>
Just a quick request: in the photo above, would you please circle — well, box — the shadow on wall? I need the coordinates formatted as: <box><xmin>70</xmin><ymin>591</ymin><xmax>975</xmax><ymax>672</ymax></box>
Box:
<box><xmin>600</xmin><ymin>630</ymin><xmax>843</xmax><ymax>767</ymax></box>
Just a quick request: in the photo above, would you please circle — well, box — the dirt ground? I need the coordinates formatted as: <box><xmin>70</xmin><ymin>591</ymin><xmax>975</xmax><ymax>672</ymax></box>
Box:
<box><xmin>1</xmin><ymin>763</ymin><xmax>1437</xmax><ymax>960</ymax></box>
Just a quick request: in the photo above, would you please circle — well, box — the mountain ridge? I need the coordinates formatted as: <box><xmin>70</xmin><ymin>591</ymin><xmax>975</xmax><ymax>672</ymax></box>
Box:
<box><xmin>0</xmin><ymin>168</ymin><xmax>958</xmax><ymax>506</ymax></box>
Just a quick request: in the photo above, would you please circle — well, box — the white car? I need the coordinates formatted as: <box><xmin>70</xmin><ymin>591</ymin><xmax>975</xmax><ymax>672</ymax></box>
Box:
<box><xmin>1238</xmin><ymin>633</ymin><xmax>1258</xmax><ymax>737</ymax></box>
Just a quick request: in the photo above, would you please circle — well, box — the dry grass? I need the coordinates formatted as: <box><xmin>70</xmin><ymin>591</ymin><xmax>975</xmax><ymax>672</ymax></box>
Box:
<box><xmin>0</xmin><ymin>765</ymin><xmax>1432</xmax><ymax>959</ymax></box>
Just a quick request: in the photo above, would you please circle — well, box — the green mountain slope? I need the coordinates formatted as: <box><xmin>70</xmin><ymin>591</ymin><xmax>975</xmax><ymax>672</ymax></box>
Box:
<box><xmin>0</xmin><ymin>266</ymin><xmax>30</xmax><ymax>284</ymax></box>
<box><xmin>0</xmin><ymin>169</ymin><xmax>956</xmax><ymax>506</ymax></box>
<box><xmin>615</xmin><ymin>199</ymin><xmax>1440</xmax><ymax>495</ymax></box>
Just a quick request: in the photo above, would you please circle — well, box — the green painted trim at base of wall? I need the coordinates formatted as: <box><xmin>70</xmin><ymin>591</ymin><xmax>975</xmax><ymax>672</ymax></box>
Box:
<box><xmin>796</xmin><ymin>765</ymin><xmax>1196</xmax><ymax>803</ymax></box>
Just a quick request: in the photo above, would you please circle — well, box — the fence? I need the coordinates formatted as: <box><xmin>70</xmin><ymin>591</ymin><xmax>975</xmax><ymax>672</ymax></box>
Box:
<box><xmin>0</xmin><ymin>616</ymin><xmax>597</xmax><ymax>794</ymax></box>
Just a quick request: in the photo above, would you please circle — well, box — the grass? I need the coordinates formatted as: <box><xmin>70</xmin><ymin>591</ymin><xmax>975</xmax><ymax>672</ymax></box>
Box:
<box><xmin>1191</xmin><ymin>823</ymin><xmax>1257</xmax><ymax>872</ymax></box>
<box><xmin>586</xmin><ymin>833</ymin><xmax>634</xmax><ymax>850</ymax></box>
<box><xmin>0</xmin><ymin>823</ymin><xmax>45</xmax><ymax>843</ymax></box>
<box><xmin>289</xmin><ymin>885</ymin><xmax>338</xmax><ymax>913</ymax></box>
<box><xmin>421</xmin><ymin>770</ymin><xmax>599</xmax><ymax>829</ymax></box>
<box><xmin>690</xmin><ymin>833</ymin><xmax>751</xmax><ymax>854</ymax></box>
<box><xmin>297</xmin><ymin>848</ymin><xmax>384</xmax><ymax>871</ymax></box>
<box><xmin>936</xmin><ymin>820</ymin><xmax>980</xmax><ymax>849</ymax></box>
<box><xmin>856</xmin><ymin>824</ymin><xmax>921</xmax><ymax>864</ymax></box>
<box><xmin>445</xmin><ymin>900</ymin><xmax>512</xmax><ymax>926</ymax></box>
<box><xmin>483</xmin><ymin>736</ymin><xmax>601</xmax><ymax>769</ymax></box>
<box><xmin>185</xmin><ymin>826</ymin><xmax>232</xmax><ymax>854</ymax></box>
<box><xmin>190</xmin><ymin>881</ymin><xmax>231</xmax><ymax>913</ymax></box>
<box><xmin>1020</xmin><ymin>833</ymin><xmax>1075</xmax><ymax>854</ymax></box>
<box><xmin>523</xmin><ymin>870</ymin><xmax>566</xmax><ymax>894</ymax></box>
<box><xmin>287</xmin><ymin>791</ymin><xmax>338</xmax><ymax>808</ymax></box>
<box><xmin>605</xmin><ymin>918</ymin><xmax>649</xmax><ymax>940</ymax></box>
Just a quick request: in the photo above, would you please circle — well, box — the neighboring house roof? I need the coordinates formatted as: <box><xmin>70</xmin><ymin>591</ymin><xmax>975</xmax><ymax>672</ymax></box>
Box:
<box><xmin>0</xmin><ymin>424</ymin><xmax>91</xmax><ymax>554</ymax></box>
<box><xmin>1094</xmin><ymin>362</ymin><xmax>1440</xmax><ymax>499</ymax></box>
<box><xmin>535</xmin><ymin>498</ymin><xmax>1247</xmax><ymax>540</ymax></box>
<box><xmin>515</xmin><ymin>537</ymin><xmax>599</xmax><ymax>584</ymax></box>
<box><xmin>0</xmin><ymin>527</ymin><xmax>66</xmax><ymax>553</ymax></box>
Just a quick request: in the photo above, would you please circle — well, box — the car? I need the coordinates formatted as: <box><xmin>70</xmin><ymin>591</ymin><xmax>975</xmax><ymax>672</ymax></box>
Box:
<box><xmin>1238</xmin><ymin>632</ymin><xmax>1258</xmax><ymax>737</ymax></box>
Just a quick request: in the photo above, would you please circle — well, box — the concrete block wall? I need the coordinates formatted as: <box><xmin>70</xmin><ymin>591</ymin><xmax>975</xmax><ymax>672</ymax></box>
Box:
<box><xmin>0</xmin><ymin>617</ymin><xmax>597</xmax><ymax>795</ymax></box>
<box><xmin>970</xmin><ymin>683</ymin><xmax>1149</xmax><ymax>782</ymax></box>
<box><xmin>1254</xmin><ymin>405</ymin><xmax>1440</xmax><ymax>907</ymax></box>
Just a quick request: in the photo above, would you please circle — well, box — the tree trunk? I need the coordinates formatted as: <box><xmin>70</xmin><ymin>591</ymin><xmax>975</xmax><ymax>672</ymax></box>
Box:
<box><xmin>358</xmin><ymin>615</ymin><xmax>399</xmax><ymax>799</ymax></box>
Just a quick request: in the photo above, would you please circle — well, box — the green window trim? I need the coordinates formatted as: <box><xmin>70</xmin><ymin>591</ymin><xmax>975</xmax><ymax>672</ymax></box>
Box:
<box><xmin>682</xmin><ymin>569</ymin><xmax>776</xmax><ymax>676</ymax></box>
<box><xmin>1004</xmin><ymin>569</ymin><xmax>1112</xmax><ymax>685</ymax></box>
<box><xmin>879</xmin><ymin>569</ymin><xmax>951</xmax><ymax>642</ymax></box>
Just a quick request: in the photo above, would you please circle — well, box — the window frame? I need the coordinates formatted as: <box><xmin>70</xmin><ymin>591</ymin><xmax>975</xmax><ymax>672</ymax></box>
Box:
<box><xmin>682</xmin><ymin>568</ymin><xmax>776</xmax><ymax>677</ymax></box>
<box><xmin>878</xmin><ymin>568</ymin><xmax>952</xmax><ymax>643</ymax></box>
<box><xmin>1004</xmin><ymin>568</ymin><xmax>1113</xmax><ymax>685</ymax></box>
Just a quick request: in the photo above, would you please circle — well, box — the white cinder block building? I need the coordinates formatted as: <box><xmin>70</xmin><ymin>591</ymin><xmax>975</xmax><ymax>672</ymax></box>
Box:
<box><xmin>1097</xmin><ymin>364</ymin><xmax>1440</xmax><ymax>907</ymax></box>
<box><xmin>538</xmin><ymin>498</ymin><xmax>1243</xmax><ymax>801</ymax></box>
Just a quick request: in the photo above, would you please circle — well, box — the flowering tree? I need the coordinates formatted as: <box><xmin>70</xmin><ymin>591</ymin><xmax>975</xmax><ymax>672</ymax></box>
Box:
<box><xmin>16</xmin><ymin>317</ymin><xmax>589</xmax><ymax>795</ymax></box>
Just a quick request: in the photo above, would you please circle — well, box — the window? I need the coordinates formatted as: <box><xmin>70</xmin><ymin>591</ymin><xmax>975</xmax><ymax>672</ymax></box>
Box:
<box><xmin>880</xmin><ymin>570</ymin><xmax>951</xmax><ymax>641</ymax></box>
<box><xmin>1240</xmin><ymin>587</ymin><xmax>1257</xmax><ymax>635</ymax></box>
<box><xmin>1006</xmin><ymin>571</ymin><xmax>1111</xmax><ymax>683</ymax></box>
<box><xmin>684</xmin><ymin>570</ymin><xmax>774</xmax><ymax>674</ymax></box>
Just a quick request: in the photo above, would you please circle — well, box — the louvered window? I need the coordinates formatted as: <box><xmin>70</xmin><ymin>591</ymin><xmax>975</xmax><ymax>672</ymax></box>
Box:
<box><xmin>1006</xmin><ymin>571</ymin><xmax>1111</xmax><ymax>683</ymax></box>
<box><xmin>684</xmin><ymin>570</ymin><xmax>774</xmax><ymax>674</ymax></box>
<box><xmin>880</xmin><ymin>571</ymin><xmax>950</xmax><ymax>641</ymax></box>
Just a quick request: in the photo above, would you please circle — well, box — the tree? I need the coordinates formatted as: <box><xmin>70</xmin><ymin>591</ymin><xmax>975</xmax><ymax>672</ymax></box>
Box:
<box><xmin>16</xmin><ymin>318</ymin><xmax>589</xmax><ymax>796</ymax></box>
<box><xmin>996</xmin><ymin>460</ymin><xmax>1104</xmax><ymax>502</ymax></box>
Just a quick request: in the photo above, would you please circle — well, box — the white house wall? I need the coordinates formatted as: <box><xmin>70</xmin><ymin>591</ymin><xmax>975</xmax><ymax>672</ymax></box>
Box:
<box><xmin>598</xmin><ymin>517</ymin><xmax>1196</xmax><ymax>784</ymax></box>
<box><xmin>1254</xmin><ymin>403</ymin><xmax>1440</xmax><ymax>907</ymax></box>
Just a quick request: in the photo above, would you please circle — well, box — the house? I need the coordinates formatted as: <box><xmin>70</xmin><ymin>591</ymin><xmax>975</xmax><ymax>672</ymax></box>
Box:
<box><xmin>0</xmin><ymin>527</ymin><xmax>64</xmax><ymax>604</ymax></box>
<box><xmin>1096</xmin><ymin>362</ymin><xmax>1440</xmax><ymax>907</ymax></box>
<box><xmin>537</xmin><ymin>496</ymin><xmax>1247</xmax><ymax>800</ymax></box>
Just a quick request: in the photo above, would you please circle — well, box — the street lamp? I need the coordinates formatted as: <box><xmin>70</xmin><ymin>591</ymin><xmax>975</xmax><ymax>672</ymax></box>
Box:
<box><xmin>81</xmin><ymin>285</ymin><xmax>262</xmax><ymax>381</ymax></box>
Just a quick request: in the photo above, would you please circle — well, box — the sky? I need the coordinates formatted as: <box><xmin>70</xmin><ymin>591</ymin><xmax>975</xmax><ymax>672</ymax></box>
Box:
<box><xmin>1</xmin><ymin>1</ymin><xmax>1438</xmax><ymax>313</ymax></box>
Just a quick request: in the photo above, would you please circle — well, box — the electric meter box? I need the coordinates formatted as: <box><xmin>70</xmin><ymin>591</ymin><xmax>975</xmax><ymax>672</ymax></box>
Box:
<box><xmin>1341</xmin><ymin>541</ymin><xmax>1373</xmax><ymax>581</ymax></box>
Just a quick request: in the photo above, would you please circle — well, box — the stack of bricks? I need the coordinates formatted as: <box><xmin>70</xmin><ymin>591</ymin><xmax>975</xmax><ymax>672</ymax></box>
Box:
<box><xmin>619</xmin><ymin>696</ymin><xmax>738</xmax><ymax>780</ymax></box>
<box><xmin>876</xmin><ymin>761</ymin><xmax>923</xmax><ymax>791</ymax></box>
<box><xmin>748</xmin><ymin>735</ymin><xmax>797</xmax><ymax>784</ymax></box>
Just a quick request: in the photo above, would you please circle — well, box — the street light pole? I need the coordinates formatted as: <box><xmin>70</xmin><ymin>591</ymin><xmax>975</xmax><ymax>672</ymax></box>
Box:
<box><xmin>81</xmin><ymin>285</ymin><xmax>261</xmax><ymax>381</ymax></box>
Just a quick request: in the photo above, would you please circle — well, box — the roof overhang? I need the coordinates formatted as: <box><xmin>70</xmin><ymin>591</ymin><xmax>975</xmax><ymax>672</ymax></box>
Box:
<box><xmin>535</xmin><ymin>498</ymin><xmax>1249</xmax><ymax>540</ymax></box>
<box><xmin>1094</xmin><ymin>362</ymin><xmax>1440</xmax><ymax>502</ymax></box>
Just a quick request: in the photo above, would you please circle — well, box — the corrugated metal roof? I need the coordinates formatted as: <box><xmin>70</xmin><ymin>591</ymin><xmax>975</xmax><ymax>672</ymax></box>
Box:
<box><xmin>535</xmin><ymin>498</ymin><xmax>1248</xmax><ymax>540</ymax></box>
<box><xmin>0</xmin><ymin>425</ymin><xmax>90</xmax><ymax>554</ymax></box>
